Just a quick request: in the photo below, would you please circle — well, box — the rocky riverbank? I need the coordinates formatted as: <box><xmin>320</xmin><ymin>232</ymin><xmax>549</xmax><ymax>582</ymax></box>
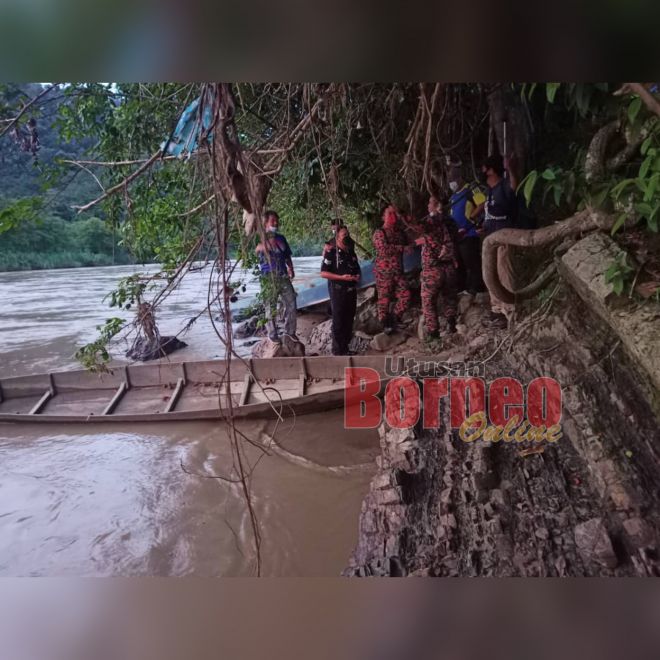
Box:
<box><xmin>342</xmin><ymin>233</ymin><xmax>660</xmax><ymax>577</ymax></box>
<box><xmin>242</xmin><ymin>275</ymin><xmax>494</xmax><ymax>360</ymax></box>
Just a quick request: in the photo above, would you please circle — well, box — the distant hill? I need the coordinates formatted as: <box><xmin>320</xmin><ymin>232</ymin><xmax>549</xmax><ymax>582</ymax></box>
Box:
<box><xmin>0</xmin><ymin>84</ymin><xmax>132</xmax><ymax>270</ymax></box>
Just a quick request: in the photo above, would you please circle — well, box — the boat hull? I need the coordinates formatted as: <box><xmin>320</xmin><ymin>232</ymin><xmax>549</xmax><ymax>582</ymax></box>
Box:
<box><xmin>0</xmin><ymin>355</ymin><xmax>392</xmax><ymax>424</ymax></box>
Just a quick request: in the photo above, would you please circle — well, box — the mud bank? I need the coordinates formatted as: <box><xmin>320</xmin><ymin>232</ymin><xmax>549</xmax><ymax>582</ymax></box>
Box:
<box><xmin>344</xmin><ymin>234</ymin><xmax>660</xmax><ymax>577</ymax></box>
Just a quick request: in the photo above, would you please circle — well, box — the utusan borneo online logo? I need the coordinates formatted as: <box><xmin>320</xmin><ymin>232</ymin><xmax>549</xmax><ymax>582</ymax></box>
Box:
<box><xmin>343</xmin><ymin>358</ymin><xmax>563</xmax><ymax>447</ymax></box>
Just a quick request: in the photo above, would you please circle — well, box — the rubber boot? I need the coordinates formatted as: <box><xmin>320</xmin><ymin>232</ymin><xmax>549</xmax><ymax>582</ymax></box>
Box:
<box><xmin>383</xmin><ymin>314</ymin><xmax>394</xmax><ymax>335</ymax></box>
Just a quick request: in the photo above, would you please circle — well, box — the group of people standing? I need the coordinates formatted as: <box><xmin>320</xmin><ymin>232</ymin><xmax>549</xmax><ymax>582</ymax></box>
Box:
<box><xmin>256</xmin><ymin>153</ymin><xmax>522</xmax><ymax>354</ymax></box>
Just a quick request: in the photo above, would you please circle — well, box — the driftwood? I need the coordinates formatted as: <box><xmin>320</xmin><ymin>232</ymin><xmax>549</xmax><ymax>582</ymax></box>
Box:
<box><xmin>482</xmin><ymin>208</ymin><xmax>614</xmax><ymax>305</ymax></box>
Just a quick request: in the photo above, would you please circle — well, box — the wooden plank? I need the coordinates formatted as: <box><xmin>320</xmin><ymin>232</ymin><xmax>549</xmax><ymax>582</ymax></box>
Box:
<box><xmin>164</xmin><ymin>378</ymin><xmax>185</xmax><ymax>413</ymax></box>
<box><xmin>252</xmin><ymin>357</ymin><xmax>300</xmax><ymax>381</ymax></box>
<box><xmin>239</xmin><ymin>374</ymin><xmax>252</xmax><ymax>406</ymax></box>
<box><xmin>126</xmin><ymin>362</ymin><xmax>180</xmax><ymax>387</ymax></box>
<box><xmin>238</xmin><ymin>359</ymin><xmax>252</xmax><ymax>406</ymax></box>
<box><xmin>0</xmin><ymin>373</ymin><xmax>52</xmax><ymax>399</ymax></box>
<box><xmin>305</xmin><ymin>356</ymin><xmax>349</xmax><ymax>380</ymax></box>
<box><xmin>28</xmin><ymin>388</ymin><xmax>54</xmax><ymax>415</ymax></box>
<box><xmin>102</xmin><ymin>381</ymin><xmax>128</xmax><ymax>416</ymax></box>
<box><xmin>0</xmin><ymin>387</ymin><xmax>352</xmax><ymax>424</ymax></box>
<box><xmin>299</xmin><ymin>358</ymin><xmax>307</xmax><ymax>397</ymax></box>
<box><xmin>52</xmin><ymin>368</ymin><xmax>123</xmax><ymax>392</ymax></box>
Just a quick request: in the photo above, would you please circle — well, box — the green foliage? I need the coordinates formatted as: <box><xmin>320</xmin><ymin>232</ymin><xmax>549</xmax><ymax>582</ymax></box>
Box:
<box><xmin>74</xmin><ymin>317</ymin><xmax>126</xmax><ymax>372</ymax></box>
<box><xmin>0</xmin><ymin>202</ymin><xmax>131</xmax><ymax>271</ymax></box>
<box><xmin>514</xmin><ymin>83</ymin><xmax>660</xmax><ymax>240</ymax></box>
<box><xmin>604</xmin><ymin>251</ymin><xmax>635</xmax><ymax>296</ymax></box>
<box><xmin>546</xmin><ymin>83</ymin><xmax>561</xmax><ymax>104</ymax></box>
<box><xmin>609</xmin><ymin>118</ymin><xmax>660</xmax><ymax>234</ymax></box>
<box><xmin>104</xmin><ymin>274</ymin><xmax>154</xmax><ymax>310</ymax></box>
<box><xmin>521</xmin><ymin>170</ymin><xmax>538</xmax><ymax>206</ymax></box>
<box><xmin>0</xmin><ymin>197</ymin><xmax>42</xmax><ymax>232</ymax></box>
<box><xmin>628</xmin><ymin>96</ymin><xmax>642</xmax><ymax>125</ymax></box>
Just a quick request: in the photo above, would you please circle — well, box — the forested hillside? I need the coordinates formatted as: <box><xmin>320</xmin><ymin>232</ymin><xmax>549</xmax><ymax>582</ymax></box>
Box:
<box><xmin>0</xmin><ymin>83</ymin><xmax>132</xmax><ymax>270</ymax></box>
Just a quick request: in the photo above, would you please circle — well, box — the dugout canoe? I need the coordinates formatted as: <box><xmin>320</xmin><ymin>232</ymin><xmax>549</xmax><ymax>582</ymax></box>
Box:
<box><xmin>0</xmin><ymin>356</ymin><xmax>390</xmax><ymax>424</ymax></box>
<box><xmin>296</xmin><ymin>246</ymin><xmax>422</xmax><ymax>310</ymax></box>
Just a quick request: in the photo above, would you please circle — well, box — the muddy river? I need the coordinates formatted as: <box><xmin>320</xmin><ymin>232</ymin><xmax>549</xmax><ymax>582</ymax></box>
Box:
<box><xmin>0</xmin><ymin>262</ymin><xmax>378</xmax><ymax>576</ymax></box>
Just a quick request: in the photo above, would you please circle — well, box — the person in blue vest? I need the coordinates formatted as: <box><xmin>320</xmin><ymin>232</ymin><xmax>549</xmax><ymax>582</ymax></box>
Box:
<box><xmin>255</xmin><ymin>210</ymin><xmax>297</xmax><ymax>343</ymax></box>
<box><xmin>448</xmin><ymin>166</ymin><xmax>486</xmax><ymax>296</ymax></box>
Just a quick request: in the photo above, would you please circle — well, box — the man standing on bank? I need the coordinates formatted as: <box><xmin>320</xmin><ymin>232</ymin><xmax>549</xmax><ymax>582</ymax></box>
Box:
<box><xmin>473</xmin><ymin>154</ymin><xmax>519</xmax><ymax>329</ymax></box>
<box><xmin>255</xmin><ymin>210</ymin><xmax>297</xmax><ymax>343</ymax></box>
<box><xmin>320</xmin><ymin>224</ymin><xmax>361</xmax><ymax>356</ymax></box>
<box><xmin>447</xmin><ymin>166</ymin><xmax>486</xmax><ymax>295</ymax></box>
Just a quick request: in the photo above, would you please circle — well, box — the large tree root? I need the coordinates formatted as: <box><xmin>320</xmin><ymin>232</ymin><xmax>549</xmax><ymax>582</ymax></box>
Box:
<box><xmin>482</xmin><ymin>208</ymin><xmax>614</xmax><ymax>305</ymax></box>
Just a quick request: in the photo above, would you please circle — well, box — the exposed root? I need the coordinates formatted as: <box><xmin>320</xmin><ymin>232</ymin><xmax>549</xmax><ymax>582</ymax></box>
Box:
<box><xmin>482</xmin><ymin>209</ymin><xmax>614</xmax><ymax>305</ymax></box>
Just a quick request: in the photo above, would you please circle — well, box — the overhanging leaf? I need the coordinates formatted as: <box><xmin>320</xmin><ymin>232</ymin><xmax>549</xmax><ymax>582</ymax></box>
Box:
<box><xmin>546</xmin><ymin>83</ymin><xmax>560</xmax><ymax>104</ymax></box>
<box><xmin>523</xmin><ymin>170</ymin><xmax>538</xmax><ymax>205</ymax></box>
<box><xmin>610</xmin><ymin>213</ymin><xmax>627</xmax><ymax>235</ymax></box>
<box><xmin>628</xmin><ymin>96</ymin><xmax>642</xmax><ymax>125</ymax></box>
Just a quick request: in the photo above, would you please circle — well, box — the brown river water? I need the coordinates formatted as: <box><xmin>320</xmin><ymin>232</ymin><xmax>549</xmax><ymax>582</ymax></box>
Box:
<box><xmin>0</xmin><ymin>262</ymin><xmax>378</xmax><ymax>576</ymax></box>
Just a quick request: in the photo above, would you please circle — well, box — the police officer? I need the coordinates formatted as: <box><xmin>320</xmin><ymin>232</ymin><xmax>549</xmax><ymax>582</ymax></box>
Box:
<box><xmin>372</xmin><ymin>204</ymin><xmax>411</xmax><ymax>335</ymax></box>
<box><xmin>415</xmin><ymin>199</ymin><xmax>459</xmax><ymax>339</ymax></box>
<box><xmin>320</xmin><ymin>224</ymin><xmax>361</xmax><ymax>355</ymax></box>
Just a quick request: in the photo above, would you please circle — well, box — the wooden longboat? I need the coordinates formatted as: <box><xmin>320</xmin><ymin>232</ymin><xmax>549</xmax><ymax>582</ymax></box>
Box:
<box><xmin>0</xmin><ymin>356</ymin><xmax>392</xmax><ymax>424</ymax></box>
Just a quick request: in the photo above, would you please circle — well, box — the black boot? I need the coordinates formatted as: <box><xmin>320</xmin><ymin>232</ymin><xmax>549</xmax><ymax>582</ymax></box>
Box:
<box><xmin>383</xmin><ymin>315</ymin><xmax>394</xmax><ymax>335</ymax></box>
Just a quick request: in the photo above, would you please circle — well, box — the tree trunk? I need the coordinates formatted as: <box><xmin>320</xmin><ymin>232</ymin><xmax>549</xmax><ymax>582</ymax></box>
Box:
<box><xmin>487</xmin><ymin>86</ymin><xmax>533</xmax><ymax>173</ymax></box>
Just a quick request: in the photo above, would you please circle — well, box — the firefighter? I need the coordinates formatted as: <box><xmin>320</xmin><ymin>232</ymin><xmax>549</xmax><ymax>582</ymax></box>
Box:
<box><xmin>372</xmin><ymin>204</ymin><xmax>412</xmax><ymax>335</ymax></box>
<box><xmin>320</xmin><ymin>224</ymin><xmax>361</xmax><ymax>355</ymax></box>
<box><xmin>415</xmin><ymin>199</ymin><xmax>459</xmax><ymax>339</ymax></box>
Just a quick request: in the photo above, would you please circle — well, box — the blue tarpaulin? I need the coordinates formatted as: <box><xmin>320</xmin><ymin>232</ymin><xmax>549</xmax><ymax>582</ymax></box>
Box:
<box><xmin>161</xmin><ymin>97</ymin><xmax>214</xmax><ymax>159</ymax></box>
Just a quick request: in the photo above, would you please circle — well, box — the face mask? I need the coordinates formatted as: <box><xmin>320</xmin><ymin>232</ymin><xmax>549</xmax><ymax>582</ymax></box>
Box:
<box><xmin>449</xmin><ymin>181</ymin><xmax>459</xmax><ymax>192</ymax></box>
<box><xmin>268</xmin><ymin>226</ymin><xmax>279</xmax><ymax>235</ymax></box>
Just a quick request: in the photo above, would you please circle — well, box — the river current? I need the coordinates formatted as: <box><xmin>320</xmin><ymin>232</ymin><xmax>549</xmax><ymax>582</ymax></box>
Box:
<box><xmin>0</xmin><ymin>260</ymin><xmax>378</xmax><ymax>576</ymax></box>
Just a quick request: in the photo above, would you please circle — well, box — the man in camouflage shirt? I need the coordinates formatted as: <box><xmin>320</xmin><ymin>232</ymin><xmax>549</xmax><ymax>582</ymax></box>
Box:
<box><xmin>415</xmin><ymin>198</ymin><xmax>459</xmax><ymax>339</ymax></box>
<box><xmin>372</xmin><ymin>205</ymin><xmax>412</xmax><ymax>334</ymax></box>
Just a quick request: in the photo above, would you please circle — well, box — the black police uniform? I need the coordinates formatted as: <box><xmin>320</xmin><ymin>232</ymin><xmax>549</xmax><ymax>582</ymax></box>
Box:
<box><xmin>321</xmin><ymin>241</ymin><xmax>361</xmax><ymax>355</ymax></box>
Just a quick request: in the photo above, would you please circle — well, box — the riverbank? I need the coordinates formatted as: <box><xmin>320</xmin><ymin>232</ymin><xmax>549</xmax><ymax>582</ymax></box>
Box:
<box><xmin>338</xmin><ymin>234</ymin><xmax>660</xmax><ymax>577</ymax></box>
<box><xmin>0</xmin><ymin>242</ymin><xmax>325</xmax><ymax>272</ymax></box>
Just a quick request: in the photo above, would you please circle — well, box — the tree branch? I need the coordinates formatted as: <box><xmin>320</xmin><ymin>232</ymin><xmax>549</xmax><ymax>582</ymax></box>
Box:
<box><xmin>0</xmin><ymin>83</ymin><xmax>58</xmax><ymax>139</ymax></box>
<box><xmin>72</xmin><ymin>150</ymin><xmax>162</xmax><ymax>213</ymax></box>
